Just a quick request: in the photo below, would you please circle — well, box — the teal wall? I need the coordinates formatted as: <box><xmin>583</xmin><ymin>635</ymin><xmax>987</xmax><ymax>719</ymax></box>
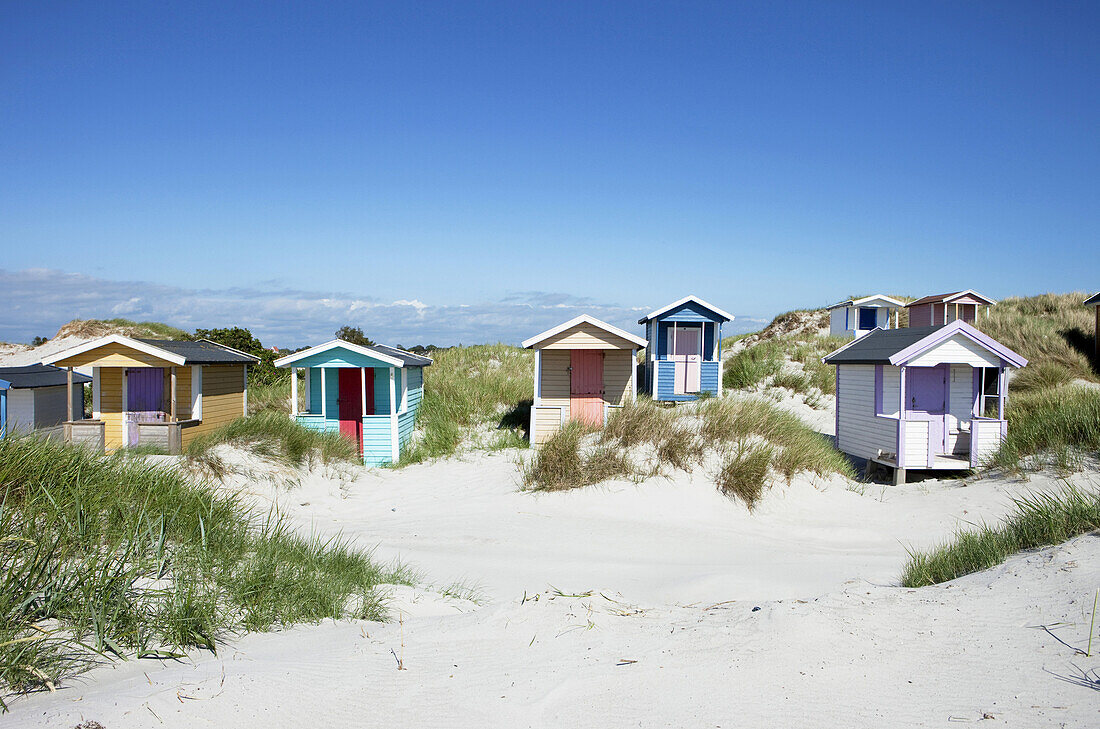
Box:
<box><xmin>298</xmin><ymin>364</ymin><xmax>426</xmax><ymax>465</ymax></box>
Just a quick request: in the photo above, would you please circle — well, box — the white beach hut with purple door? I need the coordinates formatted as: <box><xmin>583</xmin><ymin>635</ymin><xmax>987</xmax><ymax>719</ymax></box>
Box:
<box><xmin>824</xmin><ymin>320</ymin><xmax>1027</xmax><ymax>484</ymax></box>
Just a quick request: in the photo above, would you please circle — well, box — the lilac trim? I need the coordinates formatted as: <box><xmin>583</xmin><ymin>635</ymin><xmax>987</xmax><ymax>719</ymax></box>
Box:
<box><xmin>874</xmin><ymin>365</ymin><xmax>883</xmax><ymax>415</ymax></box>
<box><xmin>972</xmin><ymin>368</ymin><xmax>981</xmax><ymax>417</ymax></box>
<box><xmin>997</xmin><ymin>367</ymin><xmax>1007</xmax><ymax>420</ymax></box>
<box><xmin>889</xmin><ymin>320</ymin><xmax>1028</xmax><ymax>369</ymax></box>
<box><xmin>896</xmin><ymin>366</ymin><xmax>906</xmax><ymax>468</ymax></box>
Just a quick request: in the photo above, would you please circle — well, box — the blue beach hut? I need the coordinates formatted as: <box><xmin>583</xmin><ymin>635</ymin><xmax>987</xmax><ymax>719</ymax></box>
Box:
<box><xmin>638</xmin><ymin>296</ymin><xmax>734</xmax><ymax>401</ymax></box>
<box><xmin>274</xmin><ymin>340</ymin><xmax>432</xmax><ymax>466</ymax></box>
<box><xmin>0</xmin><ymin>377</ymin><xmax>10</xmax><ymax>439</ymax></box>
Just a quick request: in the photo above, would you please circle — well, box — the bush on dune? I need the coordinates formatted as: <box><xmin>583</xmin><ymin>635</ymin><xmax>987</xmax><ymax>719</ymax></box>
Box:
<box><xmin>0</xmin><ymin>436</ymin><xmax>404</xmax><ymax>709</ymax></box>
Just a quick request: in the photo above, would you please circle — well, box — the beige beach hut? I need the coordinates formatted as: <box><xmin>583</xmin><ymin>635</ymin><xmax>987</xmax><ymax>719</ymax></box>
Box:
<box><xmin>523</xmin><ymin>315</ymin><xmax>647</xmax><ymax>446</ymax></box>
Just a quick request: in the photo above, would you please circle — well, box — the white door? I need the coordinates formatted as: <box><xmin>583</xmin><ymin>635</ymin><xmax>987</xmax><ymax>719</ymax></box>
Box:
<box><xmin>669</xmin><ymin>328</ymin><xmax>702</xmax><ymax>394</ymax></box>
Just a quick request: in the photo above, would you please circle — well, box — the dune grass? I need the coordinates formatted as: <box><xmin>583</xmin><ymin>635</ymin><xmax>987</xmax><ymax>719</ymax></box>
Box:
<box><xmin>982</xmin><ymin>293</ymin><xmax>1098</xmax><ymax>392</ymax></box>
<box><xmin>185</xmin><ymin>412</ymin><xmax>360</xmax><ymax>468</ymax></box>
<box><xmin>0</xmin><ymin>436</ymin><xmax>405</xmax><ymax>710</ymax></box>
<box><xmin>987</xmin><ymin>386</ymin><xmax>1100</xmax><ymax>473</ymax></box>
<box><xmin>723</xmin><ymin>340</ymin><xmax>784</xmax><ymax>389</ymax></box>
<box><xmin>400</xmin><ymin>344</ymin><xmax>533</xmax><ymax>465</ymax></box>
<box><xmin>901</xmin><ymin>485</ymin><xmax>1100</xmax><ymax>587</ymax></box>
<box><xmin>523</xmin><ymin>397</ymin><xmax>853</xmax><ymax>507</ymax></box>
<box><xmin>55</xmin><ymin>318</ymin><xmax>191</xmax><ymax>340</ymax></box>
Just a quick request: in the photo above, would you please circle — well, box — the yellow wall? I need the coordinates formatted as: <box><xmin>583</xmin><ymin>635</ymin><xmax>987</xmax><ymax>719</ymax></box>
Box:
<box><xmin>533</xmin><ymin>348</ymin><xmax>634</xmax><ymax>444</ymax></box>
<box><xmin>94</xmin><ymin>363</ymin><xmax>241</xmax><ymax>451</ymax></box>
<box><xmin>538</xmin><ymin>322</ymin><xmax>639</xmax><ymax>350</ymax></box>
<box><xmin>53</xmin><ymin>342</ymin><xmax>179</xmax><ymax>369</ymax></box>
<box><xmin>181</xmin><ymin>364</ymin><xmax>246</xmax><ymax>447</ymax></box>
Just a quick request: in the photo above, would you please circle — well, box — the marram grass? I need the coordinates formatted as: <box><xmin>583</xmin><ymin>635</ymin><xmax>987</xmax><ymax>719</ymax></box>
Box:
<box><xmin>901</xmin><ymin>486</ymin><xmax>1100</xmax><ymax>587</ymax></box>
<box><xmin>0</xmin><ymin>436</ymin><xmax>406</xmax><ymax>710</ymax></box>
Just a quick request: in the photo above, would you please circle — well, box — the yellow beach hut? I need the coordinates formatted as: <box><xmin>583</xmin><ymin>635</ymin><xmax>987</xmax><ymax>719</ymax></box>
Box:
<box><xmin>523</xmin><ymin>315</ymin><xmax>647</xmax><ymax>446</ymax></box>
<box><xmin>43</xmin><ymin>335</ymin><xmax>258</xmax><ymax>453</ymax></box>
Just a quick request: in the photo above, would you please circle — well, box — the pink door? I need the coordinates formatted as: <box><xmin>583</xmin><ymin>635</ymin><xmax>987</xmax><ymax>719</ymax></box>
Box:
<box><xmin>570</xmin><ymin>350</ymin><xmax>604</xmax><ymax>426</ymax></box>
<box><xmin>669</xmin><ymin>328</ymin><xmax>702</xmax><ymax>394</ymax></box>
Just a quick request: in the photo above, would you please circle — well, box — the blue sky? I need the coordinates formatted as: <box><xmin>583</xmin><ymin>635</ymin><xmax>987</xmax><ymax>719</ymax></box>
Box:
<box><xmin>2</xmin><ymin>1</ymin><xmax>1097</xmax><ymax>346</ymax></box>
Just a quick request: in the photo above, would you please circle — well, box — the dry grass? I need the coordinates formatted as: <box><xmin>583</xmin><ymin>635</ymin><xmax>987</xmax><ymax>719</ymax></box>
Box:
<box><xmin>53</xmin><ymin>318</ymin><xmax>190</xmax><ymax>340</ymax></box>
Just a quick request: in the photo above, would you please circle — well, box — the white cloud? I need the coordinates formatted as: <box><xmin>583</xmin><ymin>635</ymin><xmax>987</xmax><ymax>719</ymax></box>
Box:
<box><xmin>0</xmin><ymin>269</ymin><xmax>760</xmax><ymax>348</ymax></box>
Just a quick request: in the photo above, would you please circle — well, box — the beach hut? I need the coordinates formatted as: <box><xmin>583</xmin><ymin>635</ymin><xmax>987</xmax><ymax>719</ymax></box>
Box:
<box><xmin>1085</xmin><ymin>292</ymin><xmax>1100</xmax><ymax>359</ymax></box>
<box><xmin>0</xmin><ymin>378</ymin><xmax>9</xmax><ymax>439</ymax></box>
<box><xmin>906</xmin><ymin>290</ymin><xmax>995</xmax><ymax>327</ymax></box>
<box><xmin>826</xmin><ymin>295</ymin><xmax>906</xmax><ymax>339</ymax></box>
<box><xmin>43</xmin><ymin>336</ymin><xmax>259</xmax><ymax>454</ymax></box>
<box><xmin>274</xmin><ymin>340</ymin><xmax>432</xmax><ymax>466</ymax></box>
<box><xmin>637</xmin><ymin>296</ymin><xmax>733</xmax><ymax>401</ymax></box>
<box><xmin>0</xmin><ymin>365</ymin><xmax>91</xmax><ymax>438</ymax></box>
<box><xmin>824</xmin><ymin>320</ymin><xmax>1027</xmax><ymax>485</ymax></box>
<box><xmin>524</xmin><ymin>315</ymin><xmax>647</xmax><ymax>445</ymax></box>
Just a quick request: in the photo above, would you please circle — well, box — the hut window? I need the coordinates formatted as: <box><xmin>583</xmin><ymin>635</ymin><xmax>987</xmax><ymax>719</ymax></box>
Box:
<box><xmin>858</xmin><ymin>308</ymin><xmax>877</xmax><ymax>330</ymax></box>
<box><xmin>979</xmin><ymin>367</ymin><xmax>1001</xmax><ymax>419</ymax></box>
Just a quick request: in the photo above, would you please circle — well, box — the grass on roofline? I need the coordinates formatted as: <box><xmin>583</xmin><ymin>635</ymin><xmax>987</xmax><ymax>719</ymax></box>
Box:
<box><xmin>0</xmin><ymin>436</ymin><xmax>407</xmax><ymax>710</ymax></box>
<box><xmin>184</xmin><ymin>412</ymin><xmax>360</xmax><ymax>469</ymax></box>
<box><xmin>900</xmin><ymin>485</ymin><xmax>1100</xmax><ymax>587</ymax></box>
<box><xmin>522</xmin><ymin>397</ymin><xmax>853</xmax><ymax>508</ymax></box>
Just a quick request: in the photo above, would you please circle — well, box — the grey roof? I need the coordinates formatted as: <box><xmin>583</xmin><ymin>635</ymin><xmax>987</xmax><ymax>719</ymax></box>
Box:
<box><xmin>372</xmin><ymin>344</ymin><xmax>433</xmax><ymax>367</ymax></box>
<box><xmin>134</xmin><ymin>339</ymin><xmax>259</xmax><ymax>365</ymax></box>
<box><xmin>0</xmin><ymin>364</ymin><xmax>92</xmax><ymax>389</ymax></box>
<box><xmin>1084</xmin><ymin>292</ymin><xmax>1100</xmax><ymax>306</ymax></box>
<box><xmin>824</xmin><ymin>326</ymin><xmax>947</xmax><ymax>365</ymax></box>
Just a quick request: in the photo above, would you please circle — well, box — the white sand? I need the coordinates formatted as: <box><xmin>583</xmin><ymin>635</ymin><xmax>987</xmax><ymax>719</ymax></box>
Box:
<box><xmin>0</xmin><ymin>336</ymin><xmax>93</xmax><ymax>367</ymax></box>
<box><xmin>10</xmin><ymin>444</ymin><xmax>1100</xmax><ymax>727</ymax></box>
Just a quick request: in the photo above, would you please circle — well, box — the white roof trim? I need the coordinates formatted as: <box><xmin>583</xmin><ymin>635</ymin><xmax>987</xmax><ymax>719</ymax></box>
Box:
<box><xmin>941</xmin><ymin>289</ymin><xmax>997</xmax><ymax>305</ymax></box>
<box><xmin>196</xmin><ymin>338</ymin><xmax>260</xmax><ymax>361</ymax></box>
<box><xmin>274</xmin><ymin>339</ymin><xmax>406</xmax><ymax>368</ymax></box>
<box><xmin>639</xmin><ymin>295</ymin><xmax>734</xmax><ymax>323</ymax></box>
<box><xmin>826</xmin><ymin>295</ymin><xmax>906</xmax><ymax>310</ymax></box>
<box><xmin>522</xmin><ymin>315</ymin><xmax>648</xmax><ymax>349</ymax></box>
<box><xmin>41</xmin><ymin>334</ymin><xmax>188</xmax><ymax>366</ymax></box>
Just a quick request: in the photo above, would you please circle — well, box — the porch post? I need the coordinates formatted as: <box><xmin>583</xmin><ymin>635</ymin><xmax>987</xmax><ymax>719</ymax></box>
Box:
<box><xmin>320</xmin><ymin>368</ymin><xmax>327</xmax><ymax>420</ymax></box>
<box><xmin>897</xmin><ymin>366</ymin><xmax>907</xmax><ymax>469</ymax></box>
<box><xmin>291</xmin><ymin>367</ymin><xmax>298</xmax><ymax>417</ymax></box>
<box><xmin>303</xmin><ymin>368</ymin><xmax>311</xmax><ymax>413</ymax></box>
<box><xmin>997</xmin><ymin>367</ymin><xmax>1006</xmax><ymax>420</ymax></box>
<box><xmin>389</xmin><ymin>367</ymin><xmax>398</xmax><ymax>462</ymax></box>
<box><xmin>66</xmin><ymin>367</ymin><xmax>74</xmax><ymax>422</ymax></box>
<box><xmin>170</xmin><ymin>367</ymin><xmax>177</xmax><ymax>421</ymax></box>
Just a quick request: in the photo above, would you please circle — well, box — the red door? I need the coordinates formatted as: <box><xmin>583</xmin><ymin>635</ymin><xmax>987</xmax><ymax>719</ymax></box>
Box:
<box><xmin>338</xmin><ymin>369</ymin><xmax>363</xmax><ymax>453</ymax></box>
<box><xmin>570</xmin><ymin>350</ymin><xmax>604</xmax><ymax>426</ymax></box>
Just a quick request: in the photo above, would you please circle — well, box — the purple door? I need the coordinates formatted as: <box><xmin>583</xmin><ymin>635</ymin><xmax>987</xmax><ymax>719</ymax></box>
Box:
<box><xmin>907</xmin><ymin>365</ymin><xmax>948</xmax><ymax>463</ymax></box>
<box><xmin>126</xmin><ymin>368</ymin><xmax>165</xmax><ymax>445</ymax></box>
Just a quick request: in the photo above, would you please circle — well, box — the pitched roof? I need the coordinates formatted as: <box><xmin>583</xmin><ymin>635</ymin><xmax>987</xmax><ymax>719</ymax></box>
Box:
<box><xmin>0</xmin><ymin>364</ymin><xmax>92</xmax><ymax>389</ymax></box>
<box><xmin>905</xmin><ymin>290</ymin><xmax>996</xmax><ymax>307</ymax></box>
<box><xmin>0</xmin><ymin>378</ymin><xmax>11</xmax><ymax>391</ymax></box>
<box><xmin>825</xmin><ymin>295</ymin><xmax>906</xmax><ymax>311</ymax></box>
<box><xmin>637</xmin><ymin>295</ymin><xmax>733</xmax><ymax>324</ymax></box>
<box><xmin>134</xmin><ymin>339</ymin><xmax>260</xmax><ymax>365</ymax></box>
<box><xmin>522</xmin><ymin>315</ymin><xmax>647</xmax><ymax>349</ymax></box>
<box><xmin>274</xmin><ymin>340</ymin><xmax>433</xmax><ymax>368</ymax></box>
<box><xmin>823</xmin><ymin>320</ymin><xmax>1027</xmax><ymax>368</ymax></box>
<box><xmin>43</xmin><ymin>335</ymin><xmax>259</xmax><ymax>366</ymax></box>
<box><xmin>1084</xmin><ymin>292</ymin><xmax>1100</xmax><ymax>306</ymax></box>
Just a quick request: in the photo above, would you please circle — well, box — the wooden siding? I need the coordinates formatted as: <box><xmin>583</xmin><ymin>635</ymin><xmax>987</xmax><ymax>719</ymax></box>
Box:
<box><xmin>836</xmin><ymin>365</ymin><xmax>898</xmax><ymax>460</ymax></box>
<box><xmin>52</xmin><ymin>342</ymin><xmax>178</xmax><ymax>369</ymax></box>
<box><xmin>972</xmin><ymin>419</ymin><xmax>1004</xmax><ymax>462</ymax></box>
<box><xmin>99</xmin><ymin>367</ymin><xmax>125</xmax><ymax>450</ymax></box>
<box><xmin>881</xmin><ymin>367</ymin><xmax>901</xmax><ymax>417</ymax></box>
<box><xmin>908</xmin><ymin>305</ymin><xmax>933</xmax><ymax>328</ymax></box>
<box><xmin>907</xmin><ymin>334</ymin><xmax>1001</xmax><ymax>368</ymax></box>
<box><xmin>655</xmin><ymin>360</ymin><xmax>720</xmax><ymax>401</ymax></box>
<box><xmin>603</xmin><ymin>350</ymin><xmax>633</xmax><ymax>406</ymax></box>
<box><xmin>180</xmin><ymin>365</ymin><xmax>246</xmax><ymax>448</ymax></box>
<box><xmin>538</xmin><ymin>349</ymin><xmax>572</xmax><ymax>418</ymax></box>
<box><xmin>533</xmin><ymin>406</ymin><xmax>563</xmax><ymax>445</ymax></box>
<box><xmin>537</xmin><ymin>322</ymin><xmax>638</xmax><ymax>350</ymax></box>
<box><xmin>904</xmin><ymin>420</ymin><xmax>929</xmax><ymax>466</ymax></box>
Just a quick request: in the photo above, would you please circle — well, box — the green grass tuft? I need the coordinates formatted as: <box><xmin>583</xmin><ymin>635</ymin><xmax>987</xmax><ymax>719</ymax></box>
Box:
<box><xmin>988</xmin><ymin>386</ymin><xmax>1100</xmax><ymax>473</ymax></box>
<box><xmin>0</xmin><ymin>436</ymin><xmax>406</xmax><ymax>709</ymax></box>
<box><xmin>901</xmin><ymin>486</ymin><xmax>1100</xmax><ymax>587</ymax></box>
<box><xmin>185</xmin><ymin>412</ymin><xmax>360</xmax><ymax>467</ymax></box>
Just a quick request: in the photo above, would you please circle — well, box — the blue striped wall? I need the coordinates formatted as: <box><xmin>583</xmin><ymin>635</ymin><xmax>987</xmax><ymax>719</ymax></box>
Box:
<box><xmin>655</xmin><ymin>360</ymin><xmax>720</xmax><ymax>401</ymax></box>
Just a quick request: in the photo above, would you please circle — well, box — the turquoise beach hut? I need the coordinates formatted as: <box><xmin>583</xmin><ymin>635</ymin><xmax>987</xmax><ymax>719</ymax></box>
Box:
<box><xmin>274</xmin><ymin>340</ymin><xmax>432</xmax><ymax>466</ymax></box>
<box><xmin>638</xmin><ymin>295</ymin><xmax>734</xmax><ymax>401</ymax></box>
<box><xmin>0</xmin><ymin>378</ymin><xmax>10</xmax><ymax>439</ymax></box>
